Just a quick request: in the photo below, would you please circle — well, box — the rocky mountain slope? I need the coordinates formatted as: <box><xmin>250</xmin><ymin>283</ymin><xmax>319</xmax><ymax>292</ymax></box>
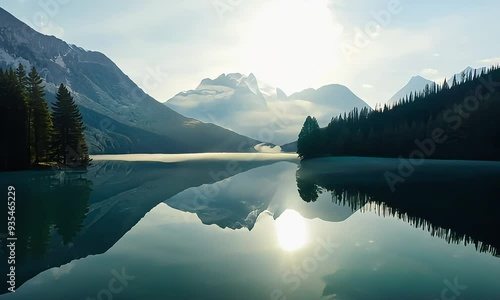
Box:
<box><xmin>0</xmin><ymin>7</ymin><xmax>260</xmax><ymax>154</ymax></box>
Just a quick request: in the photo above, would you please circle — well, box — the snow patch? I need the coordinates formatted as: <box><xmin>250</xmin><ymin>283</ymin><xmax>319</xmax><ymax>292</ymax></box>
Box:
<box><xmin>0</xmin><ymin>48</ymin><xmax>31</xmax><ymax>69</ymax></box>
<box><xmin>0</xmin><ymin>48</ymin><xmax>15</xmax><ymax>65</ymax></box>
<box><xmin>53</xmin><ymin>55</ymin><xmax>66</xmax><ymax>68</ymax></box>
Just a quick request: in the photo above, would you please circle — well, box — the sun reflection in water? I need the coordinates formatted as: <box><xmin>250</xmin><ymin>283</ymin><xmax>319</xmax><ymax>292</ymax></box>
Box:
<box><xmin>275</xmin><ymin>210</ymin><xmax>309</xmax><ymax>252</ymax></box>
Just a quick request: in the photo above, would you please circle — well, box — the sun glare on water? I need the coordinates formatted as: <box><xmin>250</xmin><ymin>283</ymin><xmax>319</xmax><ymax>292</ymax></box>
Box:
<box><xmin>275</xmin><ymin>210</ymin><xmax>309</xmax><ymax>252</ymax></box>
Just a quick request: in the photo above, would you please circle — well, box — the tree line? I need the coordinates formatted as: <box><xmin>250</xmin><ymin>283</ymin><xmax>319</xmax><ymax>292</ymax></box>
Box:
<box><xmin>1</xmin><ymin>64</ymin><xmax>90</xmax><ymax>171</ymax></box>
<box><xmin>298</xmin><ymin>65</ymin><xmax>500</xmax><ymax>161</ymax></box>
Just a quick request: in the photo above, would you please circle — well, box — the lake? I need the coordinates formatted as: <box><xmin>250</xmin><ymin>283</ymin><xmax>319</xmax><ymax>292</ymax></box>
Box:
<box><xmin>1</xmin><ymin>154</ymin><xmax>500</xmax><ymax>300</ymax></box>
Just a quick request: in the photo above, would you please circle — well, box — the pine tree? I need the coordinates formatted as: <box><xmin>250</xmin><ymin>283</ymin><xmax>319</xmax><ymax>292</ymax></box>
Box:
<box><xmin>297</xmin><ymin>116</ymin><xmax>320</xmax><ymax>159</ymax></box>
<box><xmin>26</xmin><ymin>67</ymin><xmax>43</xmax><ymax>162</ymax></box>
<box><xmin>0</xmin><ymin>68</ymin><xmax>30</xmax><ymax>170</ymax></box>
<box><xmin>27</xmin><ymin>67</ymin><xmax>53</xmax><ymax>163</ymax></box>
<box><xmin>51</xmin><ymin>84</ymin><xmax>91</xmax><ymax>167</ymax></box>
<box><xmin>424</xmin><ymin>84</ymin><xmax>430</xmax><ymax>96</ymax></box>
<box><xmin>294</xmin><ymin>65</ymin><xmax>500</xmax><ymax>162</ymax></box>
<box><xmin>16</xmin><ymin>64</ymin><xmax>28</xmax><ymax>90</ymax></box>
<box><xmin>442</xmin><ymin>78</ymin><xmax>450</xmax><ymax>90</ymax></box>
<box><xmin>460</xmin><ymin>71</ymin><xmax>467</xmax><ymax>84</ymax></box>
<box><xmin>15</xmin><ymin>64</ymin><xmax>30</xmax><ymax>163</ymax></box>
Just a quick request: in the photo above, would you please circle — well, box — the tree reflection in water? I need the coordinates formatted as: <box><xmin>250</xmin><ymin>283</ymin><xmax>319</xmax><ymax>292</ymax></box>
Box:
<box><xmin>296</xmin><ymin>162</ymin><xmax>500</xmax><ymax>256</ymax></box>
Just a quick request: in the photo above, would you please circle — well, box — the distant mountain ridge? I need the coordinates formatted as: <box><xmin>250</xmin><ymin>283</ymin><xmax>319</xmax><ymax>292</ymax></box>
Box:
<box><xmin>0</xmin><ymin>7</ymin><xmax>260</xmax><ymax>154</ymax></box>
<box><xmin>388</xmin><ymin>76</ymin><xmax>435</xmax><ymax>105</ymax></box>
<box><xmin>447</xmin><ymin>66</ymin><xmax>488</xmax><ymax>86</ymax></box>
<box><xmin>289</xmin><ymin>84</ymin><xmax>367</xmax><ymax>108</ymax></box>
<box><xmin>165</xmin><ymin>73</ymin><xmax>371</xmax><ymax>145</ymax></box>
<box><xmin>388</xmin><ymin>67</ymin><xmax>490</xmax><ymax>106</ymax></box>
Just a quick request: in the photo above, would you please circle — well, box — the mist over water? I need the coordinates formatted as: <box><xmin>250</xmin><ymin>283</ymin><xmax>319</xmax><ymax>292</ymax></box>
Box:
<box><xmin>92</xmin><ymin>153</ymin><xmax>299</xmax><ymax>163</ymax></box>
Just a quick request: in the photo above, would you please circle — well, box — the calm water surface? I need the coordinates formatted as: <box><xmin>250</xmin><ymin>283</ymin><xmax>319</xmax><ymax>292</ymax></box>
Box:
<box><xmin>1</xmin><ymin>154</ymin><xmax>499</xmax><ymax>300</ymax></box>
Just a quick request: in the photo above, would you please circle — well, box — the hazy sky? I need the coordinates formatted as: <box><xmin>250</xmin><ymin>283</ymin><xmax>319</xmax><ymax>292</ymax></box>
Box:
<box><xmin>2</xmin><ymin>0</ymin><xmax>500</xmax><ymax>106</ymax></box>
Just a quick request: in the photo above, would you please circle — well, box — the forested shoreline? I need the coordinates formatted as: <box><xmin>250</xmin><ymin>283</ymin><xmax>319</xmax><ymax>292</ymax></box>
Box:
<box><xmin>0</xmin><ymin>64</ymin><xmax>91</xmax><ymax>171</ymax></box>
<box><xmin>298</xmin><ymin>65</ymin><xmax>500</xmax><ymax>161</ymax></box>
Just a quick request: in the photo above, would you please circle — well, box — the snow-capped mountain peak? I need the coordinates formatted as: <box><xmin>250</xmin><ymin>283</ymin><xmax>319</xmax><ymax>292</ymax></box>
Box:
<box><xmin>198</xmin><ymin>73</ymin><xmax>265</xmax><ymax>98</ymax></box>
<box><xmin>241</xmin><ymin>73</ymin><xmax>264</xmax><ymax>97</ymax></box>
<box><xmin>165</xmin><ymin>73</ymin><xmax>371</xmax><ymax>145</ymax></box>
<box><xmin>195</xmin><ymin>72</ymin><xmax>288</xmax><ymax>103</ymax></box>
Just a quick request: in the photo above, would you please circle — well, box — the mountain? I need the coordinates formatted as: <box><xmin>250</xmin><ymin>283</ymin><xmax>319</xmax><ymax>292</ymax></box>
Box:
<box><xmin>167</xmin><ymin>73</ymin><xmax>270</xmax><ymax>126</ymax></box>
<box><xmin>165</xmin><ymin>74</ymin><xmax>371</xmax><ymax>145</ymax></box>
<box><xmin>0</xmin><ymin>8</ymin><xmax>260</xmax><ymax>154</ymax></box>
<box><xmin>281</xmin><ymin>141</ymin><xmax>298</xmax><ymax>153</ymax></box>
<box><xmin>388</xmin><ymin>67</ymin><xmax>490</xmax><ymax>106</ymax></box>
<box><xmin>388</xmin><ymin>75</ymin><xmax>435</xmax><ymax>105</ymax></box>
<box><xmin>289</xmin><ymin>84</ymin><xmax>367</xmax><ymax>108</ymax></box>
<box><xmin>288</xmin><ymin>84</ymin><xmax>371</xmax><ymax>125</ymax></box>
<box><xmin>166</xmin><ymin>72</ymin><xmax>292</xmax><ymax>145</ymax></box>
<box><xmin>447</xmin><ymin>66</ymin><xmax>488</xmax><ymax>86</ymax></box>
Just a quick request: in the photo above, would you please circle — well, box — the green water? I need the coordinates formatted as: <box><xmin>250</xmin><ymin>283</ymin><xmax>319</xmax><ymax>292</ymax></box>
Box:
<box><xmin>1</xmin><ymin>155</ymin><xmax>499</xmax><ymax>300</ymax></box>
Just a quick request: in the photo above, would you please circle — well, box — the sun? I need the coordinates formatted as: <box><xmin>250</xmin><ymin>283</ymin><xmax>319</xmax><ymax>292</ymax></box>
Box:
<box><xmin>275</xmin><ymin>210</ymin><xmax>309</xmax><ymax>252</ymax></box>
<box><xmin>241</xmin><ymin>0</ymin><xmax>343</xmax><ymax>92</ymax></box>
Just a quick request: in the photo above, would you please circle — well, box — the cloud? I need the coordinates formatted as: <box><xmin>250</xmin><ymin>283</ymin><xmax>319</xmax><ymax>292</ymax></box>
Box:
<box><xmin>432</xmin><ymin>53</ymin><xmax>440</xmax><ymax>57</ymax></box>
<box><xmin>362</xmin><ymin>84</ymin><xmax>374</xmax><ymax>89</ymax></box>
